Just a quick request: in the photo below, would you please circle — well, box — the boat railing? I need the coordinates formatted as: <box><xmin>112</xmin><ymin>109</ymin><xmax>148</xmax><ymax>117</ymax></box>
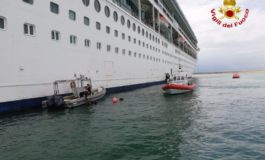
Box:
<box><xmin>52</xmin><ymin>76</ymin><xmax>92</xmax><ymax>96</ymax></box>
<box><xmin>53</xmin><ymin>79</ymin><xmax>75</xmax><ymax>95</ymax></box>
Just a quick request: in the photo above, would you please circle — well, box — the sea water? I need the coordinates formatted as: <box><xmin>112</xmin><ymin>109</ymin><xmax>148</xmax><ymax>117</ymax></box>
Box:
<box><xmin>0</xmin><ymin>72</ymin><xmax>265</xmax><ymax>160</ymax></box>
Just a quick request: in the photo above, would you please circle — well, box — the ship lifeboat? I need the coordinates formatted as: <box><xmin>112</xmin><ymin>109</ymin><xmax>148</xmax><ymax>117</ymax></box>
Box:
<box><xmin>162</xmin><ymin>83</ymin><xmax>196</xmax><ymax>95</ymax></box>
<box><xmin>232</xmin><ymin>73</ymin><xmax>240</xmax><ymax>79</ymax></box>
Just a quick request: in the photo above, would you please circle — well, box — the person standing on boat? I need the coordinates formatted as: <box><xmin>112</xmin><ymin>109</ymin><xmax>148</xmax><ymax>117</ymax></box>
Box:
<box><xmin>86</xmin><ymin>83</ymin><xmax>92</xmax><ymax>96</ymax></box>
<box><xmin>165</xmin><ymin>73</ymin><xmax>171</xmax><ymax>83</ymax></box>
<box><xmin>83</xmin><ymin>83</ymin><xmax>92</xmax><ymax>100</ymax></box>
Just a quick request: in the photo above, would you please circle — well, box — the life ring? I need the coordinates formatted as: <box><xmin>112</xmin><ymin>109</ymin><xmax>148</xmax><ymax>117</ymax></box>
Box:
<box><xmin>70</xmin><ymin>81</ymin><xmax>76</xmax><ymax>89</ymax></box>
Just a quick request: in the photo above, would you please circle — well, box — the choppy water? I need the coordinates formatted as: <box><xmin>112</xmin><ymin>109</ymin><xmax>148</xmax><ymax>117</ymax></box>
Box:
<box><xmin>1</xmin><ymin>73</ymin><xmax>265</xmax><ymax>160</ymax></box>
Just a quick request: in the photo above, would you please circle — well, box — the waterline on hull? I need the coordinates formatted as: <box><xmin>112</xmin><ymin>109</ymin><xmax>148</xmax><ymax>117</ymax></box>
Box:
<box><xmin>0</xmin><ymin>80</ymin><xmax>164</xmax><ymax>114</ymax></box>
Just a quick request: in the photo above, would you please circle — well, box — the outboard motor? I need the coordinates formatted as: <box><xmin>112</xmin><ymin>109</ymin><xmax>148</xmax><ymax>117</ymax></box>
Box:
<box><xmin>46</xmin><ymin>95</ymin><xmax>65</xmax><ymax>110</ymax></box>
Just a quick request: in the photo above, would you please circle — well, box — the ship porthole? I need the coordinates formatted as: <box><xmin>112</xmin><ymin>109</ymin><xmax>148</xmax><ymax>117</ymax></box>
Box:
<box><xmin>132</xmin><ymin>23</ymin><xmax>136</xmax><ymax>31</ymax></box>
<box><xmin>94</xmin><ymin>0</ymin><xmax>101</xmax><ymax>12</ymax></box>
<box><xmin>113</xmin><ymin>11</ymin><xmax>118</xmax><ymax>22</ymax></box>
<box><xmin>121</xmin><ymin>16</ymin><xmax>125</xmax><ymax>25</ymax></box>
<box><xmin>82</xmin><ymin>0</ymin><xmax>89</xmax><ymax>7</ymax></box>
<box><xmin>127</xmin><ymin>20</ymin><xmax>131</xmax><ymax>28</ymax></box>
<box><xmin>104</xmin><ymin>6</ymin><xmax>110</xmax><ymax>17</ymax></box>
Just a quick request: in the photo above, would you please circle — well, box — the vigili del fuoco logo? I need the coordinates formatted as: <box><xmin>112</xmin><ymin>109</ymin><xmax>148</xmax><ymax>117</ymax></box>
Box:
<box><xmin>211</xmin><ymin>0</ymin><xmax>249</xmax><ymax>28</ymax></box>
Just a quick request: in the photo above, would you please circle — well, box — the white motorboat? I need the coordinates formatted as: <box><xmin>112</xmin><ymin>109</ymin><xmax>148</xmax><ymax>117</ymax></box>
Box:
<box><xmin>42</xmin><ymin>75</ymin><xmax>106</xmax><ymax>110</ymax></box>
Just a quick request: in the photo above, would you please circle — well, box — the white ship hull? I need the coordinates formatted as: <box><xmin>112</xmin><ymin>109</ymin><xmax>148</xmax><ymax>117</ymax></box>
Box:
<box><xmin>0</xmin><ymin>0</ymin><xmax>198</xmax><ymax>113</ymax></box>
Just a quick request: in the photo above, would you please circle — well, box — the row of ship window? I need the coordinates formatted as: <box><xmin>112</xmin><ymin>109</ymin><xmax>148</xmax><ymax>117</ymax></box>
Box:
<box><xmin>21</xmin><ymin>0</ymin><xmax>168</xmax><ymax>48</ymax></box>
<box><xmin>22</xmin><ymin>0</ymin><xmax>196</xmax><ymax>60</ymax></box>
<box><xmin>21</xmin><ymin>0</ymin><xmax>197</xmax><ymax>60</ymax></box>
<box><xmin>96</xmin><ymin>22</ymin><xmax>163</xmax><ymax>54</ymax></box>
<box><xmin>0</xmin><ymin>0</ymin><xmax>182</xmax><ymax>60</ymax></box>
<box><xmin>1</xmin><ymin>15</ymin><xmax>180</xmax><ymax>61</ymax></box>
<box><xmin>0</xmin><ymin>17</ymin><xmax>178</xmax><ymax>66</ymax></box>
<box><xmin>98</xmin><ymin>43</ymin><xmax>177</xmax><ymax>66</ymax></box>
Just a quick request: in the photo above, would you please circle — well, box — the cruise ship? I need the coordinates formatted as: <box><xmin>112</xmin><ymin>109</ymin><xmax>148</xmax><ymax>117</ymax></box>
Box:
<box><xmin>0</xmin><ymin>0</ymin><xmax>199</xmax><ymax>113</ymax></box>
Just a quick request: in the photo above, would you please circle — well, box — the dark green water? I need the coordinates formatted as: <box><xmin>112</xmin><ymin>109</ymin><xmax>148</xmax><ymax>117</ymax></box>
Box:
<box><xmin>1</xmin><ymin>73</ymin><xmax>265</xmax><ymax>160</ymax></box>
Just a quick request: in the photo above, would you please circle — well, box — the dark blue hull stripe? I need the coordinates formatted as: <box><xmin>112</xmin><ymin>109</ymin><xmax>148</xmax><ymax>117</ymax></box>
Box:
<box><xmin>106</xmin><ymin>80</ymin><xmax>163</xmax><ymax>94</ymax></box>
<box><xmin>0</xmin><ymin>81</ymin><xmax>164</xmax><ymax>114</ymax></box>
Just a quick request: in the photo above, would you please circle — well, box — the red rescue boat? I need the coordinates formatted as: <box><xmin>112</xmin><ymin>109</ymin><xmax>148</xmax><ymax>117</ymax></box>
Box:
<box><xmin>162</xmin><ymin>83</ymin><xmax>196</xmax><ymax>94</ymax></box>
<box><xmin>232</xmin><ymin>73</ymin><xmax>240</xmax><ymax>79</ymax></box>
<box><xmin>163</xmin><ymin>68</ymin><xmax>196</xmax><ymax>95</ymax></box>
<box><xmin>162</xmin><ymin>73</ymin><xmax>196</xmax><ymax>95</ymax></box>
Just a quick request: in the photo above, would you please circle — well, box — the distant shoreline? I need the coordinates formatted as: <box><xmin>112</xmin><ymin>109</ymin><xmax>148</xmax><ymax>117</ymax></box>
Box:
<box><xmin>195</xmin><ymin>70</ymin><xmax>265</xmax><ymax>75</ymax></box>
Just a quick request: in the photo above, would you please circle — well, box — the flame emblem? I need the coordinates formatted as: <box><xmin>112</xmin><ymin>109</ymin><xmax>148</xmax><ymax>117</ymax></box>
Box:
<box><xmin>219</xmin><ymin>0</ymin><xmax>241</xmax><ymax>19</ymax></box>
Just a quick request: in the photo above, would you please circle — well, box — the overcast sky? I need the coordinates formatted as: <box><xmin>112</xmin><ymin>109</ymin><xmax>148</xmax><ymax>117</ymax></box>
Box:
<box><xmin>177</xmin><ymin>0</ymin><xmax>265</xmax><ymax>73</ymax></box>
